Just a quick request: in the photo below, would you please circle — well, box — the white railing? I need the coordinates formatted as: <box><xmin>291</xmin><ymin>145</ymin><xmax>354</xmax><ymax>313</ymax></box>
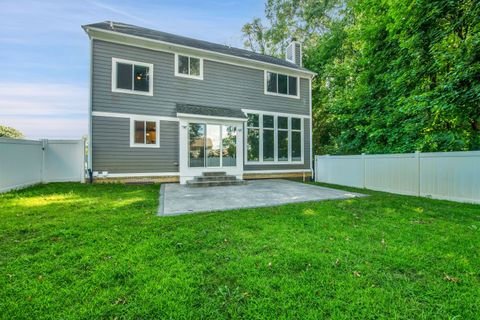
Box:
<box><xmin>315</xmin><ymin>151</ymin><xmax>480</xmax><ymax>204</ymax></box>
<box><xmin>0</xmin><ymin>138</ymin><xmax>85</xmax><ymax>193</ymax></box>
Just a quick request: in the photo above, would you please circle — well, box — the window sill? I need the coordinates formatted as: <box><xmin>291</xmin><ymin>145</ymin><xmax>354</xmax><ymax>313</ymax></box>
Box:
<box><xmin>112</xmin><ymin>88</ymin><xmax>153</xmax><ymax>96</ymax></box>
<box><xmin>174</xmin><ymin>73</ymin><xmax>204</xmax><ymax>80</ymax></box>
<box><xmin>130</xmin><ymin>143</ymin><xmax>160</xmax><ymax>148</ymax></box>
<box><xmin>264</xmin><ymin>91</ymin><xmax>300</xmax><ymax>99</ymax></box>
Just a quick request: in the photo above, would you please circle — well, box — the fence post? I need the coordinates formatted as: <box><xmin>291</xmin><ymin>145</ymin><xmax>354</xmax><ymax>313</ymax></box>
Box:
<box><xmin>362</xmin><ymin>153</ymin><xmax>366</xmax><ymax>189</ymax></box>
<box><xmin>415</xmin><ymin>151</ymin><xmax>421</xmax><ymax>196</ymax></box>
<box><xmin>41</xmin><ymin>139</ymin><xmax>47</xmax><ymax>183</ymax></box>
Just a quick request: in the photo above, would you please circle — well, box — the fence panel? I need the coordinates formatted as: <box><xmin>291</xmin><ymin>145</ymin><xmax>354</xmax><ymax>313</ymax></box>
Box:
<box><xmin>315</xmin><ymin>155</ymin><xmax>364</xmax><ymax>188</ymax></box>
<box><xmin>315</xmin><ymin>151</ymin><xmax>480</xmax><ymax>204</ymax></box>
<box><xmin>0</xmin><ymin>139</ymin><xmax>43</xmax><ymax>193</ymax></box>
<box><xmin>0</xmin><ymin>138</ymin><xmax>85</xmax><ymax>193</ymax></box>
<box><xmin>44</xmin><ymin>140</ymin><xmax>85</xmax><ymax>183</ymax></box>
<box><xmin>420</xmin><ymin>151</ymin><xmax>480</xmax><ymax>203</ymax></box>
<box><xmin>365</xmin><ymin>153</ymin><xmax>418</xmax><ymax>196</ymax></box>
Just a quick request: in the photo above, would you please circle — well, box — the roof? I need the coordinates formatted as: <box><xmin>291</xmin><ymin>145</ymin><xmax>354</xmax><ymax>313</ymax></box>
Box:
<box><xmin>82</xmin><ymin>21</ymin><xmax>313</xmax><ymax>73</ymax></box>
<box><xmin>176</xmin><ymin>104</ymin><xmax>247</xmax><ymax>120</ymax></box>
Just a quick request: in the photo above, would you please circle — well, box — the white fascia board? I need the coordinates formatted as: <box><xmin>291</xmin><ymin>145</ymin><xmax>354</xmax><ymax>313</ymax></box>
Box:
<box><xmin>85</xmin><ymin>27</ymin><xmax>316</xmax><ymax>78</ymax></box>
<box><xmin>92</xmin><ymin>111</ymin><xmax>179</xmax><ymax>122</ymax></box>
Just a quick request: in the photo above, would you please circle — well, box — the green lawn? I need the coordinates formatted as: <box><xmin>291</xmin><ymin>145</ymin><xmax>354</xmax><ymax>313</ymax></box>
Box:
<box><xmin>0</xmin><ymin>182</ymin><xmax>479</xmax><ymax>319</ymax></box>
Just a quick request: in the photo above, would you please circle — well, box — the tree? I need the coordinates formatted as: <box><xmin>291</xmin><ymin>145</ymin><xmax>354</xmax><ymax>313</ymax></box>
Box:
<box><xmin>242</xmin><ymin>0</ymin><xmax>480</xmax><ymax>154</ymax></box>
<box><xmin>0</xmin><ymin>125</ymin><xmax>24</xmax><ymax>139</ymax></box>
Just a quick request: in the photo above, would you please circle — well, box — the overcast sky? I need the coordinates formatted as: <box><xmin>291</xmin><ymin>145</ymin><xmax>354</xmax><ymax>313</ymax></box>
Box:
<box><xmin>0</xmin><ymin>0</ymin><xmax>264</xmax><ymax>139</ymax></box>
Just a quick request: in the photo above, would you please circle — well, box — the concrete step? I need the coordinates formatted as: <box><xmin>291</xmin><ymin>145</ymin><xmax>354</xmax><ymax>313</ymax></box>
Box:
<box><xmin>194</xmin><ymin>175</ymin><xmax>237</xmax><ymax>182</ymax></box>
<box><xmin>202</xmin><ymin>171</ymin><xmax>226</xmax><ymax>177</ymax></box>
<box><xmin>186</xmin><ymin>179</ymin><xmax>246</xmax><ymax>188</ymax></box>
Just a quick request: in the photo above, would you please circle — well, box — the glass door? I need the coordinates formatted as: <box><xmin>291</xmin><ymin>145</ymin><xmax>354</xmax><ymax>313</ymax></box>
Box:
<box><xmin>188</xmin><ymin>123</ymin><xmax>237</xmax><ymax>168</ymax></box>
<box><xmin>206</xmin><ymin>125</ymin><xmax>221</xmax><ymax>167</ymax></box>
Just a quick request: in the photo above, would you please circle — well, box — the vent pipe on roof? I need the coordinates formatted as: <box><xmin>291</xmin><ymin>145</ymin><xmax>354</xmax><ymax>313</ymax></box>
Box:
<box><xmin>109</xmin><ymin>21</ymin><xmax>114</xmax><ymax>29</ymax></box>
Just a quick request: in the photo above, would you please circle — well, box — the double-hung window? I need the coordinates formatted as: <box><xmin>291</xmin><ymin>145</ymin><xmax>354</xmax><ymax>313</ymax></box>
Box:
<box><xmin>246</xmin><ymin>113</ymin><xmax>303</xmax><ymax>163</ymax></box>
<box><xmin>130</xmin><ymin>118</ymin><xmax>159</xmax><ymax>148</ymax></box>
<box><xmin>112</xmin><ymin>58</ymin><xmax>153</xmax><ymax>95</ymax></box>
<box><xmin>175</xmin><ymin>54</ymin><xmax>203</xmax><ymax>80</ymax></box>
<box><xmin>265</xmin><ymin>71</ymin><xmax>298</xmax><ymax>98</ymax></box>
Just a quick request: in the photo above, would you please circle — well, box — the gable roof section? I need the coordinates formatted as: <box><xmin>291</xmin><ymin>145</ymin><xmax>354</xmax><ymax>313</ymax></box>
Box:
<box><xmin>176</xmin><ymin>104</ymin><xmax>247</xmax><ymax>120</ymax></box>
<box><xmin>82</xmin><ymin>21</ymin><xmax>315</xmax><ymax>76</ymax></box>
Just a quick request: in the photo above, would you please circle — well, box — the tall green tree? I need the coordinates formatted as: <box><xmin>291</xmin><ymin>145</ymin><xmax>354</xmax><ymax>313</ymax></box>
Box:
<box><xmin>242</xmin><ymin>0</ymin><xmax>480</xmax><ymax>154</ymax></box>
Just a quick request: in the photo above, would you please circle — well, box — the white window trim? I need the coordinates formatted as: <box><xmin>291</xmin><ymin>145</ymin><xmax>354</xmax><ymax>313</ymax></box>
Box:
<box><xmin>245</xmin><ymin>112</ymin><xmax>304</xmax><ymax>165</ymax></box>
<box><xmin>129</xmin><ymin>116</ymin><xmax>160</xmax><ymax>148</ymax></box>
<box><xmin>174</xmin><ymin>53</ymin><xmax>204</xmax><ymax>80</ymax></box>
<box><xmin>264</xmin><ymin>70</ymin><xmax>300</xmax><ymax>99</ymax></box>
<box><xmin>112</xmin><ymin>57</ymin><xmax>154</xmax><ymax>96</ymax></box>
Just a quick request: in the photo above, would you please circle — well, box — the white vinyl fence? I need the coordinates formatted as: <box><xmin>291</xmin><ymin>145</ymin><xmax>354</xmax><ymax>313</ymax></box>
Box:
<box><xmin>315</xmin><ymin>151</ymin><xmax>480</xmax><ymax>204</ymax></box>
<box><xmin>0</xmin><ymin>138</ymin><xmax>85</xmax><ymax>193</ymax></box>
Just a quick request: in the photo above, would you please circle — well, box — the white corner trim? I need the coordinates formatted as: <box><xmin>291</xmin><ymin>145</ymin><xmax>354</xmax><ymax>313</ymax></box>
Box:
<box><xmin>263</xmin><ymin>70</ymin><xmax>300</xmax><ymax>99</ymax></box>
<box><xmin>105</xmin><ymin>172</ymin><xmax>179</xmax><ymax>178</ymax></box>
<box><xmin>174</xmin><ymin>53</ymin><xmax>204</xmax><ymax>80</ymax></box>
<box><xmin>129</xmin><ymin>117</ymin><xmax>160</xmax><ymax>148</ymax></box>
<box><xmin>85</xmin><ymin>27</ymin><xmax>316</xmax><ymax>78</ymax></box>
<box><xmin>309</xmin><ymin>77</ymin><xmax>313</xmax><ymax>175</ymax></box>
<box><xmin>176</xmin><ymin>113</ymin><xmax>246</xmax><ymax>123</ymax></box>
<box><xmin>92</xmin><ymin>111</ymin><xmax>179</xmax><ymax>122</ymax></box>
<box><xmin>111</xmin><ymin>57</ymin><xmax>154</xmax><ymax>96</ymax></box>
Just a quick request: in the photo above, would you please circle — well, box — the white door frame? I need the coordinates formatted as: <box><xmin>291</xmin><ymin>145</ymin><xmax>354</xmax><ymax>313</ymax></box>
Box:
<box><xmin>178</xmin><ymin>115</ymin><xmax>245</xmax><ymax>184</ymax></box>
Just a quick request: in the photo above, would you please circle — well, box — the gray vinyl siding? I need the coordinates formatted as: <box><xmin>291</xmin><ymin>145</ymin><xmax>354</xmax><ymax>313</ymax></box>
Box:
<box><xmin>91</xmin><ymin>39</ymin><xmax>311</xmax><ymax>173</ymax></box>
<box><xmin>244</xmin><ymin>118</ymin><xmax>311</xmax><ymax>171</ymax></box>
<box><xmin>92</xmin><ymin>40</ymin><xmax>309</xmax><ymax>117</ymax></box>
<box><xmin>92</xmin><ymin>116</ymin><xmax>179</xmax><ymax>173</ymax></box>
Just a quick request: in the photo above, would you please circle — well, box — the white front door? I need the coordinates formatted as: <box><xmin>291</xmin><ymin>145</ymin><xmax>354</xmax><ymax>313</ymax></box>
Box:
<box><xmin>178</xmin><ymin>117</ymin><xmax>244</xmax><ymax>184</ymax></box>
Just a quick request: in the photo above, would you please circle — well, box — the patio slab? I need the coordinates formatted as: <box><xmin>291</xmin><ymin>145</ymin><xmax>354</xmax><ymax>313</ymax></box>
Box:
<box><xmin>158</xmin><ymin>179</ymin><xmax>366</xmax><ymax>216</ymax></box>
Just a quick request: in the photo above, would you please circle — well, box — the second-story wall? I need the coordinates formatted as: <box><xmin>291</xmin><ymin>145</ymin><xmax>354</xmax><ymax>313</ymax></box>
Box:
<box><xmin>92</xmin><ymin>40</ymin><xmax>310</xmax><ymax>117</ymax></box>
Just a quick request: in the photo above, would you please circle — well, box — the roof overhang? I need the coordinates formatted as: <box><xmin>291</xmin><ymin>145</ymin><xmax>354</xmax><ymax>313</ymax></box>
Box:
<box><xmin>83</xmin><ymin>26</ymin><xmax>316</xmax><ymax>79</ymax></box>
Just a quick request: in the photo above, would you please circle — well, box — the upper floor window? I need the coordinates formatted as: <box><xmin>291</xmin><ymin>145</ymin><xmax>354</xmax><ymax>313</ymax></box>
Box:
<box><xmin>112</xmin><ymin>58</ymin><xmax>153</xmax><ymax>96</ymax></box>
<box><xmin>265</xmin><ymin>71</ymin><xmax>299</xmax><ymax>98</ymax></box>
<box><xmin>175</xmin><ymin>54</ymin><xmax>203</xmax><ymax>80</ymax></box>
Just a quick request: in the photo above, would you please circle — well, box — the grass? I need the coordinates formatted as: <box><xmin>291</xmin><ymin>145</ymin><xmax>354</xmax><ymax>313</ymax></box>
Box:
<box><xmin>0</xmin><ymin>182</ymin><xmax>479</xmax><ymax>319</ymax></box>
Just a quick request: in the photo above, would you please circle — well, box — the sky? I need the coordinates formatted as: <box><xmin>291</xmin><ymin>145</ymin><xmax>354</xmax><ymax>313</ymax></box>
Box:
<box><xmin>0</xmin><ymin>0</ymin><xmax>265</xmax><ymax>139</ymax></box>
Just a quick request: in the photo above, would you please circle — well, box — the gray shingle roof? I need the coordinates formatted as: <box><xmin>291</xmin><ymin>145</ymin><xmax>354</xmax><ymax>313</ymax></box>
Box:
<box><xmin>176</xmin><ymin>104</ymin><xmax>247</xmax><ymax>119</ymax></box>
<box><xmin>83</xmin><ymin>21</ymin><xmax>312</xmax><ymax>73</ymax></box>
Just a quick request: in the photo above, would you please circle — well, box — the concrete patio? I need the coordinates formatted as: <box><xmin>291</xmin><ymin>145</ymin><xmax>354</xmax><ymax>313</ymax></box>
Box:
<box><xmin>158</xmin><ymin>179</ymin><xmax>365</xmax><ymax>216</ymax></box>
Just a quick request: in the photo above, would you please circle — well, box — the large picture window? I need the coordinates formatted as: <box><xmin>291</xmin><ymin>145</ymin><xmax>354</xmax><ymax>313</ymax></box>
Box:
<box><xmin>175</xmin><ymin>54</ymin><xmax>203</xmax><ymax>80</ymax></box>
<box><xmin>246</xmin><ymin>113</ymin><xmax>303</xmax><ymax>164</ymax></box>
<box><xmin>112</xmin><ymin>58</ymin><xmax>153</xmax><ymax>95</ymax></box>
<box><xmin>265</xmin><ymin>71</ymin><xmax>298</xmax><ymax>97</ymax></box>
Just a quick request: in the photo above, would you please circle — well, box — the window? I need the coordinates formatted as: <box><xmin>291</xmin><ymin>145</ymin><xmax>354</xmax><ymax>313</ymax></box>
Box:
<box><xmin>130</xmin><ymin>118</ymin><xmax>159</xmax><ymax>148</ymax></box>
<box><xmin>245</xmin><ymin>113</ymin><xmax>303</xmax><ymax>164</ymax></box>
<box><xmin>247</xmin><ymin>114</ymin><xmax>260</xmax><ymax>161</ymax></box>
<box><xmin>265</xmin><ymin>71</ymin><xmax>299</xmax><ymax>97</ymax></box>
<box><xmin>112</xmin><ymin>58</ymin><xmax>153</xmax><ymax>95</ymax></box>
<box><xmin>175</xmin><ymin>54</ymin><xmax>203</xmax><ymax>79</ymax></box>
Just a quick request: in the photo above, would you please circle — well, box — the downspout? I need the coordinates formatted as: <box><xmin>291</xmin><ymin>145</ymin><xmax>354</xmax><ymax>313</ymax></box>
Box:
<box><xmin>87</xmin><ymin>36</ymin><xmax>93</xmax><ymax>179</ymax></box>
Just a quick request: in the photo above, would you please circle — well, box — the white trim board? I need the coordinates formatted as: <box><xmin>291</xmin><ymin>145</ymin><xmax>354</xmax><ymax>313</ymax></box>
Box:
<box><xmin>104</xmin><ymin>172</ymin><xmax>180</xmax><ymax>178</ymax></box>
<box><xmin>244</xmin><ymin>169</ymin><xmax>312</xmax><ymax>174</ymax></box>
<box><xmin>176</xmin><ymin>113</ymin><xmax>247</xmax><ymax>122</ymax></box>
<box><xmin>92</xmin><ymin>111</ymin><xmax>179</xmax><ymax>122</ymax></box>
<box><xmin>84</xmin><ymin>27</ymin><xmax>316</xmax><ymax>78</ymax></box>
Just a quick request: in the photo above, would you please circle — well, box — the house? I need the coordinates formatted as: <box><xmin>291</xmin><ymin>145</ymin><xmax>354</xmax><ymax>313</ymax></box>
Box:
<box><xmin>82</xmin><ymin>21</ymin><xmax>315</xmax><ymax>184</ymax></box>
